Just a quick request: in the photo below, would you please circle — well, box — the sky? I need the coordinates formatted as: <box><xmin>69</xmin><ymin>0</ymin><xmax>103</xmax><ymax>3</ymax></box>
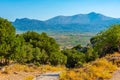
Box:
<box><xmin>0</xmin><ymin>0</ymin><xmax>120</xmax><ymax>21</ymax></box>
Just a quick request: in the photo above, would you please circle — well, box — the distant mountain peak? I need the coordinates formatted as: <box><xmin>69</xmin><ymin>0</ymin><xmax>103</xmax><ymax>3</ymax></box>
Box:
<box><xmin>87</xmin><ymin>12</ymin><xmax>103</xmax><ymax>17</ymax></box>
<box><xmin>88</xmin><ymin>12</ymin><xmax>98</xmax><ymax>15</ymax></box>
<box><xmin>14</xmin><ymin>18</ymin><xmax>31</xmax><ymax>23</ymax></box>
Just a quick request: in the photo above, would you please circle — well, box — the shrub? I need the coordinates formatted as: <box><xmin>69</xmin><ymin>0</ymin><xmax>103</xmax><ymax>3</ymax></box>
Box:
<box><xmin>49</xmin><ymin>52</ymin><xmax>67</xmax><ymax>65</ymax></box>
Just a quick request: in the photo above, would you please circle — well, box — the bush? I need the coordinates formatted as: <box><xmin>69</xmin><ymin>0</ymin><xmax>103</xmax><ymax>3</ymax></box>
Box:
<box><xmin>49</xmin><ymin>52</ymin><xmax>67</xmax><ymax>65</ymax></box>
<box><xmin>62</xmin><ymin>49</ymin><xmax>85</xmax><ymax>68</ymax></box>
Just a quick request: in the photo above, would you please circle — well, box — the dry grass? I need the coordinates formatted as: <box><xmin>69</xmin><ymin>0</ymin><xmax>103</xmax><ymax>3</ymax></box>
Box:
<box><xmin>60</xmin><ymin>57</ymin><xmax>118</xmax><ymax>80</ymax></box>
<box><xmin>38</xmin><ymin>65</ymin><xmax>66</xmax><ymax>73</ymax></box>
<box><xmin>23</xmin><ymin>75</ymin><xmax>34</xmax><ymax>80</ymax></box>
<box><xmin>0</xmin><ymin>64</ymin><xmax>65</xmax><ymax>80</ymax></box>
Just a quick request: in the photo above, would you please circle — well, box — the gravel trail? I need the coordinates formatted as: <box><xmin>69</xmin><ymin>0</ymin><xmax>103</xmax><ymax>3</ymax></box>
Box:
<box><xmin>35</xmin><ymin>72</ymin><xmax>61</xmax><ymax>80</ymax></box>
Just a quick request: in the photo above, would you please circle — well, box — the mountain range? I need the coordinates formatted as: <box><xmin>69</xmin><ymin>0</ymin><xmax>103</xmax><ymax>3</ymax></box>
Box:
<box><xmin>12</xmin><ymin>12</ymin><xmax>120</xmax><ymax>33</ymax></box>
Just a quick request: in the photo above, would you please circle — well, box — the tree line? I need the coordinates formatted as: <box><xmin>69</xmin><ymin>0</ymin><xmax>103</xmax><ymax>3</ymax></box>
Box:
<box><xmin>0</xmin><ymin>17</ymin><xmax>120</xmax><ymax>68</ymax></box>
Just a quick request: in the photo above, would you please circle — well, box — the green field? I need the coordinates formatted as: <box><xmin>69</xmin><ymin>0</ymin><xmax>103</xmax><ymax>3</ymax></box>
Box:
<box><xmin>51</xmin><ymin>34</ymin><xmax>94</xmax><ymax>49</ymax></box>
<box><xmin>48</xmin><ymin>31</ymin><xmax>96</xmax><ymax>49</ymax></box>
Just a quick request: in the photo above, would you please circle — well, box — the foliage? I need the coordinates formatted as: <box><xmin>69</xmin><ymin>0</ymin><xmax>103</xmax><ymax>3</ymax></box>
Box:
<box><xmin>49</xmin><ymin>52</ymin><xmax>67</xmax><ymax>65</ymax></box>
<box><xmin>0</xmin><ymin>18</ymin><xmax>16</xmax><ymax>64</ymax></box>
<box><xmin>62</xmin><ymin>49</ymin><xmax>85</xmax><ymax>68</ymax></box>
<box><xmin>62</xmin><ymin>43</ymin><xmax>99</xmax><ymax>68</ymax></box>
<box><xmin>32</xmin><ymin>48</ymin><xmax>48</xmax><ymax>64</ymax></box>
<box><xmin>90</xmin><ymin>25</ymin><xmax>120</xmax><ymax>57</ymax></box>
<box><xmin>85</xmin><ymin>47</ymin><xmax>98</xmax><ymax>62</ymax></box>
<box><xmin>22</xmin><ymin>31</ymin><xmax>60</xmax><ymax>55</ymax></box>
<box><xmin>19</xmin><ymin>31</ymin><xmax>67</xmax><ymax>65</ymax></box>
<box><xmin>0</xmin><ymin>18</ymin><xmax>67</xmax><ymax>66</ymax></box>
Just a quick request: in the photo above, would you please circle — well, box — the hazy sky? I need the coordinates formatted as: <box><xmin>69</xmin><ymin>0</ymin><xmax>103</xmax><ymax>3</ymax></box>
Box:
<box><xmin>0</xmin><ymin>0</ymin><xmax>120</xmax><ymax>21</ymax></box>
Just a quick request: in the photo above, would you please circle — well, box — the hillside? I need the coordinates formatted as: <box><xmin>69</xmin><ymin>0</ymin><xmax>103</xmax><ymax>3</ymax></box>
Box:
<box><xmin>12</xmin><ymin>12</ymin><xmax>120</xmax><ymax>33</ymax></box>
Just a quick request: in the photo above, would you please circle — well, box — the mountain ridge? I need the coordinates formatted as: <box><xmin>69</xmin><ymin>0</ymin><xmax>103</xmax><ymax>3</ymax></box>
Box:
<box><xmin>12</xmin><ymin>12</ymin><xmax>120</xmax><ymax>32</ymax></box>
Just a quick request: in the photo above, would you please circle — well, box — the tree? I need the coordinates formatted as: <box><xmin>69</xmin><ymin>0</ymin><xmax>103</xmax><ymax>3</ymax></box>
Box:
<box><xmin>33</xmin><ymin>48</ymin><xmax>48</xmax><ymax>64</ymax></box>
<box><xmin>0</xmin><ymin>18</ymin><xmax>16</xmax><ymax>64</ymax></box>
<box><xmin>9</xmin><ymin>34</ymin><xmax>25</xmax><ymax>62</ymax></box>
<box><xmin>22</xmin><ymin>31</ymin><xmax>60</xmax><ymax>56</ymax></box>
<box><xmin>90</xmin><ymin>25</ymin><xmax>120</xmax><ymax>57</ymax></box>
<box><xmin>21</xmin><ymin>31</ymin><xmax>63</xmax><ymax>65</ymax></box>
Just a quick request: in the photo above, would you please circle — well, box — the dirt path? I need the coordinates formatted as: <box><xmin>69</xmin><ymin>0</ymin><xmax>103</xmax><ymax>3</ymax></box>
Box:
<box><xmin>109</xmin><ymin>70</ymin><xmax>120</xmax><ymax>80</ymax></box>
<box><xmin>35</xmin><ymin>72</ymin><xmax>61</xmax><ymax>80</ymax></box>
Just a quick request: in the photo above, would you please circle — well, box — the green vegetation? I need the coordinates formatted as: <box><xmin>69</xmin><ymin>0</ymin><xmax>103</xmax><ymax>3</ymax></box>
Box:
<box><xmin>91</xmin><ymin>25</ymin><xmax>120</xmax><ymax>57</ymax></box>
<box><xmin>50</xmin><ymin>32</ymin><xmax>94</xmax><ymax>48</ymax></box>
<box><xmin>62</xmin><ymin>49</ymin><xmax>85</xmax><ymax>68</ymax></box>
<box><xmin>0</xmin><ymin>18</ymin><xmax>66</xmax><ymax>66</ymax></box>
<box><xmin>0</xmin><ymin>17</ymin><xmax>95</xmax><ymax>67</ymax></box>
<box><xmin>0</xmin><ymin>17</ymin><xmax>120</xmax><ymax>69</ymax></box>
<box><xmin>61</xmin><ymin>24</ymin><xmax>120</xmax><ymax>68</ymax></box>
<box><xmin>62</xmin><ymin>44</ymin><xmax>98</xmax><ymax>68</ymax></box>
<box><xmin>0</xmin><ymin>18</ymin><xmax>16</xmax><ymax>65</ymax></box>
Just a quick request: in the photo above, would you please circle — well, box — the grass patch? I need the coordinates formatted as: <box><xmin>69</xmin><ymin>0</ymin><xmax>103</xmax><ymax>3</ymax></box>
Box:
<box><xmin>38</xmin><ymin>65</ymin><xmax>66</xmax><ymax>73</ymax></box>
<box><xmin>23</xmin><ymin>75</ymin><xmax>34</xmax><ymax>80</ymax></box>
<box><xmin>60</xmin><ymin>58</ymin><xmax>117</xmax><ymax>80</ymax></box>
